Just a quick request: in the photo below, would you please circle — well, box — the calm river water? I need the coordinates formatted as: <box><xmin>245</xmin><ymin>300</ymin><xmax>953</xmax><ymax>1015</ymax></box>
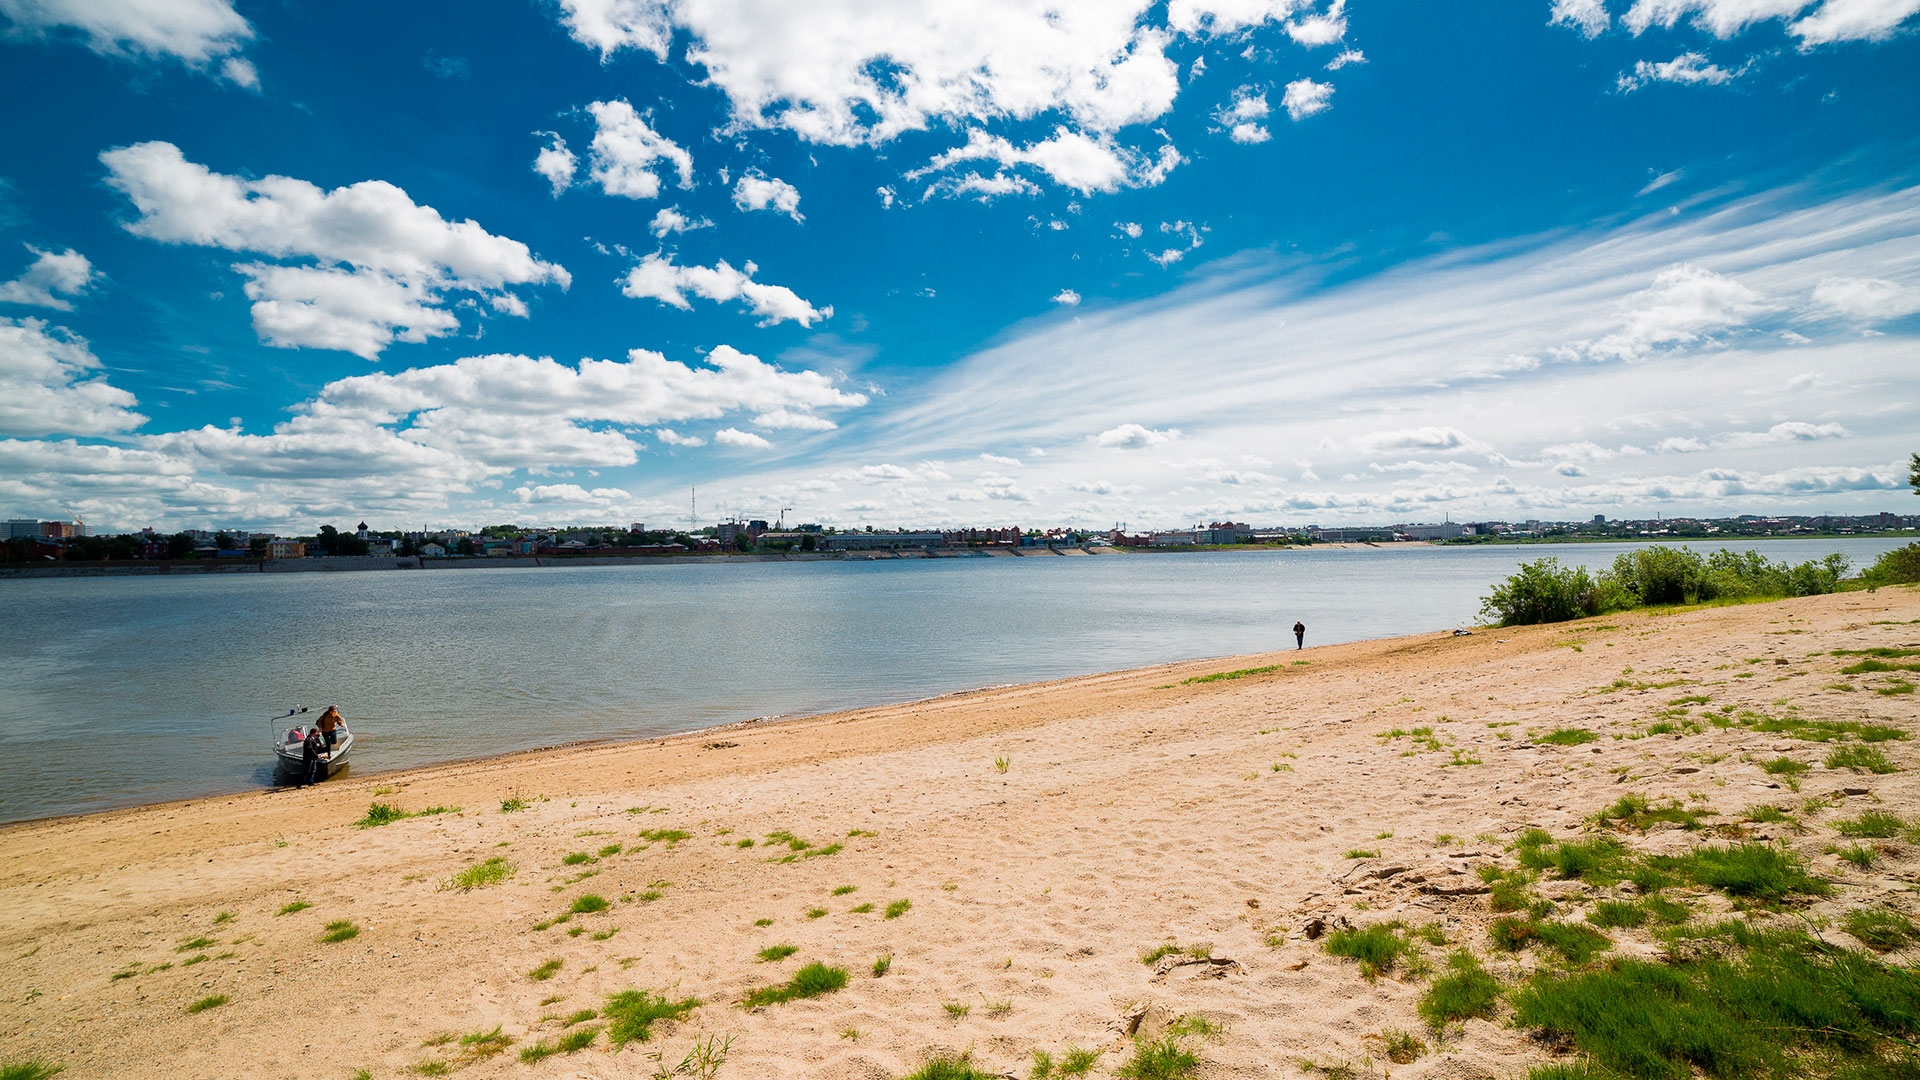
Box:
<box><xmin>0</xmin><ymin>538</ymin><xmax>1906</xmax><ymax>823</ymax></box>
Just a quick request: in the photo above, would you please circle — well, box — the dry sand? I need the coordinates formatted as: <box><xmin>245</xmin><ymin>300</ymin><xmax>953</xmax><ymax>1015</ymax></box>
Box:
<box><xmin>3</xmin><ymin>588</ymin><xmax>1917</xmax><ymax>1079</ymax></box>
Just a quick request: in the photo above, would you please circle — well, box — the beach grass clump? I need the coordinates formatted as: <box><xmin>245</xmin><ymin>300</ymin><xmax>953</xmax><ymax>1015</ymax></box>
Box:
<box><xmin>832</xmin><ymin>884</ymin><xmax>857</xmax><ymax>895</ymax></box>
<box><xmin>1836</xmin><ymin>811</ymin><xmax>1907</xmax><ymax>838</ymax></box>
<box><xmin>185</xmin><ymin>994</ymin><xmax>228</xmax><ymax>1014</ymax></box>
<box><xmin>597</xmin><ymin>843</ymin><xmax>622</xmax><ymax>858</ymax></box>
<box><xmin>1516</xmin><ymin>831</ymin><xmax>1633</xmax><ymax>884</ymax></box>
<box><xmin>757</xmin><ymin>943</ymin><xmax>798</xmax><ymax>962</ymax></box>
<box><xmin>1115</xmin><ymin>1036</ymin><xmax>1199</xmax><ymax>1080</ymax></box>
<box><xmin>942</xmin><ymin>1001</ymin><xmax>969</xmax><ymax>1018</ymax></box>
<box><xmin>1826</xmin><ymin>744</ymin><xmax>1898</xmax><ymax>773</ymax></box>
<box><xmin>457</xmin><ymin>1027</ymin><xmax>511</xmax><ymax>1059</ymax></box>
<box><xmin>885</xmin><ymin>898</ymin><xmax>912</xmax><ymax>919</ymax></box>
<box><xmin>603</xmin><ymin>989</ymin><xmax>699</xmax><ymax>1045</ymax></box>
<box><xmin>1381</xmin><ymin>1029</ymin><xmax>1426</xmax><ymax>1064</ymax></box>
<box><xmin>319</xmin><ymin>920</ymin><xmax>359</xmax><ymax>943</ymax></box>
<box><xmin>1324</xmin><ymin>922</ymin><xmax>1419</xmax><ymax>980</ymax></box>
<box><xmin>276</xmin><ymin>900</ymin><xmax>311</xmax><ymax>915</ymax></box>
<box><xmin>529</xmin><ymin>958</ymin><xmax>563</xmax><ymax>981</ymax></box>
<box><xmin>742</xmin><ymin>961</ymin><xmax>848</xmax><ymax>1007</ymax></box>
<box><xmin>1139</xmin><ymin>941</ymin><xmax>1211</xmax><ymax>965</ymax></box>
<box><xmin>356</xmin><ymin>802</ymin><xmax>411</xmax><ymax>828</ymax></box>
<box><xmin>903</xmin><ymin>1055</ymin><xmax>995</xmax><ymax>1080</ymax></box>
<box><xmin>872</xmin><ymin>953</ymin><xmax>892</xmax><ymax>977</ymax></box>
<box><xmin>1030</xmin><ymin>1046</ymin><xmax>1102</xmax><ymax>1079</ymax></box>
<box><xmin>1419</xmin><ymin>950</ymin><xmax>1499</xmax><ymax>1029</ymax></box>
<box><xmin>1653</xmin><ymin>843</ymin><xmax>1828</xmax><ymax>904</ymax></box>
<box><xmin>570</xmin><ymin>893</ymin><xmax>610</xmax><ymax>914</ymax></box>
<box><xmin>1510</xmin><ymin>924</ymin><xmax>1920</xmax><ymax>1079</ymax></box>
<box><xmin>1538</xmin><ymin>727</ymin><xmax>1598</xmax><ymax>747</ymax></box>
<box><xmin>561</xmin><ymin>851</ymin><xmax>595</xmax><ymax>866</ymax></box>
<box><xmin>1588</xmin><ymin>900</ymin><xmax>1649</xmax><ymax>929</ymax></box>
<box><xmin>1836</xmin><ymin>843</ymin><xmax>1877</xmax><ymax>870</ymax></box>
<box><xmin>499</xmin><ymin>797</ymin><xmax>528</xmax><ymax>813</ymax></box>
<box><xmin>1343</xmin><ymin>847</ymin><xmax>1378</xmax><ymax>859</ymax></box>
<box><xmin>1844</xmin><ymin>909</ymin><xmax>1917</xmax><ymax>952</ymax></box>
<box><xmin>448</xmin><ymin>856</ymin><xmax>513</xmax><ymax>891</ymax></box>
<box><xmin>0</xmin><ymin>1064</ymin><xmax>66</xmax><ymax>1080</ymax></box>
<box><xmin>1745</xmin><ymin>804</ymin><xmax>1792</xmax><ymax>824</ymax></box>
<box><xmin>639</xmin><ymin>828</ymin><xmax>690</xmax><ymax>845</ymax></box>
<box><xmin>994</xmin><ymin>755</ymin><xmax>1011</xmax><ymax>773</ymax></box>
<box><xmin>1593</xmin><ymin>794</ymin><xmax>1711</xmax><ymax>831</ymax></box>
<box><xmin>176</xmin><ymin>936</ymin><xmax>216</xmax><ymax>952</ymax></box>
<box><xmin>1181</xmin><ymin>664</ymin><xmax>1281</xmax><ymax>685</ymax></box>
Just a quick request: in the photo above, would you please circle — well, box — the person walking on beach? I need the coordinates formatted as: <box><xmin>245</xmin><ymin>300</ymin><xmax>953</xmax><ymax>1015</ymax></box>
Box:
<box><xmin>1293</xmin><ymin>621</ymin><xmax>1306</xmax><ymax>650</ymax></box>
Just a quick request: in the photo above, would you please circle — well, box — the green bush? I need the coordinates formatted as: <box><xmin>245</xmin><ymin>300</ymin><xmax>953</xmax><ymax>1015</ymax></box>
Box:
<box><xmin>1481</xmin><ymin>546</ymin><xmax>1855</xmax><ymax>627</ymax></box>
<box><xmin>1863</xmin><ymin>542</ymin><xmax>1920</xmax><ymax>587</ymax></box>
<box><xmin>1480</xmin><ymin>558</ymin><xmax>1615</xmax><ymax>626</ymax></box>
<box><xmin>1419</xmin><ymin>950</ymin><xmax>1500</xmax><ymax>1028</ymax></box>
<box><xmin>603</xmin><ymin>989</ymin><xmax>699</xmax><ymax>1045</ymax></box>
<box><xmin>1324</xmin><ymin>922</ymin><xmax>1417</xmax><ymax>979</ymax></box>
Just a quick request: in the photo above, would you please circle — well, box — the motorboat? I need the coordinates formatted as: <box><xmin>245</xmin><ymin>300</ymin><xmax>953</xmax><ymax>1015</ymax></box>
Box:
<box><xmin>271</xmin><ymin>706</ymin><xmax>353</xmax><ymax>782</ymax></box>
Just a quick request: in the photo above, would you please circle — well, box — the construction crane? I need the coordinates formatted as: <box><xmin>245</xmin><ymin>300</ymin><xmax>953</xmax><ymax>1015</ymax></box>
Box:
<box><xmin>775</xmin><ymin>505</ymin><xmax>793</xmax><ymax>530</ymax></box>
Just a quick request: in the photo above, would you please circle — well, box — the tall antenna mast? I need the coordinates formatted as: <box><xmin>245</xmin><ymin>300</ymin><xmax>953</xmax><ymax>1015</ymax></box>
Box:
<box><xmin>690</xmin><ymin>486</ymin><xmax>697</xmax><ymax>532</ymax></box>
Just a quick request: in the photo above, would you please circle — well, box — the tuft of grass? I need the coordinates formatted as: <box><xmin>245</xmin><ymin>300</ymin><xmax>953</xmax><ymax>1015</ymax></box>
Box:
<box><xmin>561</xmin><ymin>851</ymin><xmax>595</xmax><ymax>866</ymax></box>
<box><xmin>832</xmin><ymin>884</ymin><xmax>857</xmax><ymax>895</ymax></box>
<box><xmin>212</xmin><ymin>910</ymin><xmax>235</xmax><ymax>925</ymax></box>
<box><xmin>500</xmin><ymin>797</ymin><xmax>528</xmax><ymax>813</ymax></box>
<box><xmin>355</xmin><ymin>802</ymin><xmax>411</xmax><ymax>828</ymax></box>
<box><xmin>319</xmin><ymin>920</ymin><xmax>359</xmax><ymax>943</ymax></box>
<box><xmin>556</xmin><ymin>1026</ymin><xmax>599</xmax><ymax>1052</ymax></box>
<box><xmin>409</xmin><ymin>1062</ymin><xmax>448</xmax><ymax>1077</ymax></box>
<box><xmin>561</xmin><ymin>1008</ymin><xmax>597</xmax><ymax>1026</ymax></box>
<box><xmin>458</xmin><ymin>1026</ymin><xmax>512</xmax><ymax>1058</ymax></box>
<box><xmin>1745</xmin><ymin>804</ymin><xmax>1790</xmax><ymax>824</ymax></box>
<box><xmin>1140</xmin><ymin>941</ymin><xmax>1212</xmax><ymax>965</ymax></box>
<box><xmin>757</xmin><ymin>943</ymin><xmax>798</xmax><ymax>962</ymax></box>
<box><xmin>942</xmin><ymin>1001</ymin><xmax>970</xmax><ymax>1017</ymax></box>
<box><xmin>176</xmin><ymin>936</ymin><xmax>216</xmax><ymax>952</ymax></box>
<box><xmin>1656</xmin><ymin>843</ymin><xmax>1829</xmax><ymax>903</ymax></box>
<box><xmin>994</xmin><ymin>756</ymin><xmax>1011</xmax><ymax>773</ymax></box>
<box><xmin>1825</xmin><ymin>744</ymin><xmax>1898</xmax><ymax>773</ymax></box>
<box><xmin>1835</xmin><ymin>811</ymin><xmax>1907</xmax><ymax>838</ymax></box>
<box><xmin>872</xmin><ymin>953</ymin><xmax>892</xmax><ymax>976</ymax></box>
<box><xmin>904</xmin><ymin>1056</ymin><xmax>995</xmax><ymax>1080</ymax></box>
<box><xmin>1588</xmin><ymin>900</ymin><xmax>1649</xmax><ymax>928</ymax></box>
<box><xmin>848</xmin><ymin>901</ymin><xmax>873</xmax><ymax>913</ymax></box>
<box><xmin>570</xmin><ymin>893</ymin><xmax>610</xmax><ymax>914</ymax></box>
<box><xmin>1343</xmin><ymin>848</ymin><xmax>1378</xmax><ymax>859</ymax></box>
<box><xmin>529</xmin><ymin>958</ymin><xmax>563</xmax><ymax>981</ymax></box>
<box><xmin>1538</xmin><ymin>727</ymin><xmax>1598</xmax><ymax>746</ymax></box>
<box><xmin>1115</xmin><ymin>1035</ymin><xmax>1200</xmax><ymax>1079</ymax></box>
<box><xmin>1381</xmin><ymin>1028</ymin><xmax>1426</xmax><ymax>1064</ymax></box>
<box><xmin>1324</xmin><ymin>922</ymin><xmax>1417</xmax><ymax>980</ymax></box>
<box><xmin>1419</xmin><ymin>950</ymin><xmax>1499</xmax><ymax>1029</ymax></box>
<box><xmin>448</xmin><ymin>856</ymin><xmax>514</xmax><ymax>891</ymax></box>
<box><xmin>1181</xmin><ymin>663</ymin><xmax>1280</xmax><ymax>685</ymax></box>
<box><xmin>742</xmin><ymin>961</ymin><xmax>847</xmax><ymax>1007</ymax></box>
<box><xmin>885</xmin><ymin>898</ymin><xmax>912</xmax><ymax>919</ymax></box>
<box><xmin>0</xmin><ymin>1064</ymin><xmax>66</xmax><ymax>1080</ymax></box>
<box><xmin>603</xmin><ymin>989</ymin><xmax>699</xmax><ymax>1045</ymax></box>
<box><xmin>1843</xmin><ymin>908</ymin><xmax>1917</xmax><ymax>952</ymax></box>
<box><xmin>276</xmin><ymin>900</ymin><xmax>311</xmax><ymax>916</ymax></box>
<box><xmin>598</xmin><ymin>843</ymin><xmax>622</xmax><ymax>858</ymax></box>
<box><xmin>1594</xmin><ymin>794</ymin><xmax>1710</xmax><ymax>831</ymax></box>
<box><xmin>186</xmin><ymin>994</ymin><xmax>228</xmax><ymax>1014</ymax></box>
<box><xmin>639</xmin><ymin>828</ymin><xmax>690</xmax><ymax>845</ymax></box>
<box><xmin>806</xmin><ymin>907</ymin><xmax>828</xmax><ymax>920</ymax></box>
<box><xmin>752</xmin><ymin>917</ymin><xmax>773</xmax><ymax>927</ymax></box>
<box><xmin>1835</xmin><ymin>843</ymin><xmax>1876</xmax><ymax>870</ymax></box>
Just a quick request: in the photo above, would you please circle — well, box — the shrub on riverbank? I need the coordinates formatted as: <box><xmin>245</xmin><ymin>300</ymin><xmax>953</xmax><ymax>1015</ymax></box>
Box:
<box><xmin>1480</xmin><ymin>546</ymin><xmax>1854</xmax><ymax>626</ymax></box>
<box><xmin>1863</xmin><ymin>543</ymin><xmax>1920</xmax><ymax>587</ymax></box>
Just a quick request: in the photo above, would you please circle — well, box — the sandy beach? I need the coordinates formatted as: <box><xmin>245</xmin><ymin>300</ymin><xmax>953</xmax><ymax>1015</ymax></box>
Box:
<box><xmin>2</xmin><ymin>587</ymin><xmax>1916</xmax><ymax>1079</ymax></box>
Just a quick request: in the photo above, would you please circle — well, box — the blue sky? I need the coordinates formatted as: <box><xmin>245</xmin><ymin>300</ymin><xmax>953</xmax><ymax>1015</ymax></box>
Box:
<box><xmin>1</xmin><ymin>0</ymin><xmax>1916</xmax><ymax>532</ymax></box>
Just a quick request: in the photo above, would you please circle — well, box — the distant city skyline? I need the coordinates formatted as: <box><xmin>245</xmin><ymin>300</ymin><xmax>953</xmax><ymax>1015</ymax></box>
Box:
<box><xmin>1</xmin><ymin>1</ymin><xmax>1916</xmax><ymax>531</ymax></box>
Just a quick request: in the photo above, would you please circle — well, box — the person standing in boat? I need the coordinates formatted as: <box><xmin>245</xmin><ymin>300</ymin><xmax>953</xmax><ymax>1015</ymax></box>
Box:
<box><xmin>316</xmin><ymin>706</ymin><xmax>344</xmax><ymax>751</ymax></box>
<box><xmin>300</xmin><ymin>724</ymin><xmax>328</xmax><ymax>787</ymax></box>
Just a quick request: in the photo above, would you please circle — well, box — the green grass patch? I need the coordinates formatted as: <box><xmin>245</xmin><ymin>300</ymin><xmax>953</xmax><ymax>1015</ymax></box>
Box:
<box><xmin>1325</xmin><ymin>922</ymin><xmax>1419</xmax><ymax>980</ymax></box>
<box><xmin>561</xmin><ymin>851</ymin><xmax>595</xmax><ymax>866</ymax></box>
<box><xmin>603</xmin><ymin>989</ymin><xmax>699</xmax><ymax>1045</ymax></box>
<box><xmin>1140</xmin><ymin>941</ymin><xmax>1212</xmax><ymax>965</ymax></box>
<box><xmin>176</xmin><ymin>936</ymin><xmax>215</xmax><ymax>952</ymax></box>
<box><xmin>832</xmin><ymin>884</ymin><xmax>857</xmax><ymax>895</ymax></box>
<box><xmin>872</xmin><ymin>953</ymin><xmax>892</xmax><ymax>977</ymax></box>
<box><xmin>1030</xmin><ymin>1046</ymin><xmax>1102</xmax><ymax>1079</ymax></box>
<box><xmin>1836</xmin><ymin>811</ymin><xmax>1906</xmax><ymax>838</ymax></box>
<box><xmin>276</xmin><ymin>900</ymin><xmax>311</xmax><ymax>916</ymax></box>
<box><xmin>1656</xmin><ymin>843</ymin><xmax>1829</xmax><ymax>903</ymax></box>
<box><xmin>1826</xmin><ymin>745</ymin><xmax>1898</xmax><ymax>773</ymax></box>
<box><xmin>449</xmin><ymin>856</ymin><xmax>513</xmax><ymax>890</ymax></box>
<box><xmin>1539</xmin><ymin>727</ymin><xmax>1599</xmax><ymax>746</ymax></box>
<box><xmin>499</xmin><ymin>797</ymin><xmax>528</xmax><ymax>813</ymax></box>
<box><xmin>1593</xmin><ymin>794</ymin><xmax>1710</xmax><ymax>831</ymax></box>
<box><xmin>1589</xmin><ymin>900</ymin><xmax>1649</xmax><ymax>928</ymax></box>
<box><xmin>1840</xmin><ymin>658</ymin><xmax>1920</xmax><ymax>674</ymax></box>
<box><xmin>1745</xmin><ymin>804</ymin><xmax>1791</xmax><ymax>824</ymax></box>
<box><xmin>186</xmin><ymin>994</ymin><xmax>228</xmax><ymax>1014</ymax></box>
<box><xmin>1343</xmin><ymin>848</ymin><xmax>1378</xmax><ymax>859</ymax></box>
<box><xmin>639</xmin><ymin>828</ymin><xmax>690</xmax><ymax>845</ymax></box>
<box><xmin>1875</xmin><ymin>679</ymin><xmax>1917</xmax><ymax>696</ymax></box>
<box><xmin>757</xmin><ymin>943</ymin><xmax>798</xmax><ymax>962</ymax></box>
<box><xmin>1419</xmin><ymin>950</ymin><xmax>1499</xmax><ymax>1029</ymax></box>
<box><xmin>1181</xmin><ymin>664</ymin><xmax>1280</xmax><ymax>685</ymax></box>
<box><xmin>529</xmin><ymin>958</ymin><xmax>562</xmax><ymax>980</ymax></box>
<box><xmin>902</xmin><ymin>1055</ymin><xmax>995</xmax><ymax>1080</ymax></box>
<box><xmin>319</xmin><ymin>920</ymin><xmax>359</xmax><ymax>943</ymax></box>
<box><xmin>1511</xmin><ymin>927</ymin><xmax>1920</xmax><ymax>1079</ymax></box>
<box><xmin>742</xmin><ymin>961</ymin><xmax>847</xmax><ymax>1007</ymax></box>
<box><xmin>1844</xmin><ymin>909</ymin><xmax>1917</xmax><ymax>952</ymax></box>
<box><xmin>1761</xmin><ymin>756</ymin><xmax>1809</xmax><ymax>777</ymax></box>
<box><xmin>885</xmin><ymin>898</ymin><xmax>912</xmax><ymax>919</ymax></box>
<box><xmin>597</xmin><ymin>843</ymin><xmax>622</xmax><ymax>857</ymax></box>
<box><xmin>0</xmin><ymin>1064</ymin><xmax>66</xmax><ymax>1080</ymax></box>
<box><xmin>354</xmin><ymin>802</ymin><xmax>458</xmax><ymax>828</ymax></box>
<box><xmin>570</xmin><ymin>893</ymin><xmax>609</xmax><ymax>914</ymax></box>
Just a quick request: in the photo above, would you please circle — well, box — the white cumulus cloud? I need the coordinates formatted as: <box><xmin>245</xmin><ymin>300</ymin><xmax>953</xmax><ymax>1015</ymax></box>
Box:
<box><xmin>1214</xmin><ymin>86</ymin><xmax>1271</xmax><ymax>143</ymax></box>
<box><xmin>0</xmin><ymin>317</ymin><xmax>145</xmax><ymax>437</ymax></box>
<box><xmin>532</xmin><ymin>132</ymin><xmax>578</xmax><ymax>196</ymax></box>
<box><xmin>586</xmin><ymin>99</ymin><xmax>694</xmax><ymax>200</ymax></box>
<box><xmin>0</xmin><ymin>245</ymin><xmax>96</xmax><ymax>310</ymax></box>
<box><xmin>648</xmin><ymin>206</ymin><xmax>712</xmax><ymax>237</ymax></box>
<box><xmin>713</xmin><ymin>427</ymin><xmax>772</xmax><ymax>449</ymax></box>
<box><xmin>100</xmin><ymin>141</ymin><xmax>569</xmax><ymax>359</ymax></box>
<box><xmin>1812</xmin><ymin>276</ymin><xmax>1920</xmax><ymax>320</ymax></box>
<box><xmin>620</xmin><ymin>252</ymin><xmax>832</xmax><ymax>327</ymax></box>
<box><xmin>1621</xmin><ymin>0</ymin><xmax>1920</xmax><ymax>44</ymax></box>
<box><xmin>1281</xmin><ymin>78</ymin><xmax>1334</xmax><ymax>120</ymax></box>
<box><xmin>0</xmin><ymin>0</ymin><xmax>256</xmax><ymax>81</ymax></box>
<box><xmin>912</xmin><ymin>127</ymin><xmax>1181</xmax><ymax>196</ymax></box>
<box><xmin>732</xmin><ymin>170</ymin><xmax>804</xmax><ymax>221</ymax></box>
<box><xmin>1616</xmin><ymin>52</ymin><xmax>1745</xmax><ymax>92</ymax></box>
<box><xmin>1096</xmin><ymin>423</ymin><xmax>1180</xmax><ymax>449</ymax></box>
<box><xmin>1052</xmin><ymin>289</ymin><xmax>1082</xmax><ymax>306</ymax></box>
<box><xmin>1550</xmin><ymin>0</ymin><xmax>1612</xmax><ymax>36</ymax></box>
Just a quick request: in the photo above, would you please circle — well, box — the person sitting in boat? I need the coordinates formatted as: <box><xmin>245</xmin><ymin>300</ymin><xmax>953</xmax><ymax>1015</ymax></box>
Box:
<box><xmin>316</xmin><ymin>706</ymin><xmax>345</xmax><ymax>750</ymax></box>
<box><xmin>300</xmin><ymin>724</ymin><xmax>329</xmax><ymax>787</ymax></box>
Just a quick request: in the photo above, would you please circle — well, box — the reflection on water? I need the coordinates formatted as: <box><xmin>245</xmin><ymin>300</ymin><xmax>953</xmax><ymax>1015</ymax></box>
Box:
<box><xmin>0</xmin><ymin>537</ymin><xmax>1904</xmax><ymax>822</ymax></box>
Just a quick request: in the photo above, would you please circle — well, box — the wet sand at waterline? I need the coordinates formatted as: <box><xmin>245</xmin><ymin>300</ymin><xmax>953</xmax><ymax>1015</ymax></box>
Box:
<box><xmin>2</xmin><ymin>589</ymin><xmax>1916</xmax><ymax>1079</ymax></box>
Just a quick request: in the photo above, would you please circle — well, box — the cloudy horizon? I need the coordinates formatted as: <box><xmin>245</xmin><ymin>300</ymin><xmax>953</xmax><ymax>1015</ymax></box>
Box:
<box><xmin>1</xmin><ymin>0</ymin><xmax>1916</xmax><ymax>532</ymax></box>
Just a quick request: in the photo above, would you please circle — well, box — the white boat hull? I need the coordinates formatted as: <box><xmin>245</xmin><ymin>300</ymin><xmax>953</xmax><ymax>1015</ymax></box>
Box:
<box><xmin>274</xmin><ymin>726</ymin><xmax>353</xmax><ymax>781</ymax></box>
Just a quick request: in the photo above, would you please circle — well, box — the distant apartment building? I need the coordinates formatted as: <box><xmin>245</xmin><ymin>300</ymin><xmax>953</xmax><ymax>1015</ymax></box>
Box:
<box><xmin>1399</xmin><ymin>522</ymin><xmax>1466</xmax><ymax>541</ymax></box>
<box><xmin>267</xmin><ymin>539</ymin><xmax>306</xmax><ymax>559</ymax></box>
<box><xmin>820</xmin><ymin>531</ymin><xmax>944</xmax><ymax>551</ymax></box>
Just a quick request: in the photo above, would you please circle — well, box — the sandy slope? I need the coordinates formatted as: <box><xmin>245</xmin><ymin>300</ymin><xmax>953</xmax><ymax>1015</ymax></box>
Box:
<box><xmin>2</xmin><ymin>589</ymin><xmax>1917</xmax><ymax>1079</ymax></box>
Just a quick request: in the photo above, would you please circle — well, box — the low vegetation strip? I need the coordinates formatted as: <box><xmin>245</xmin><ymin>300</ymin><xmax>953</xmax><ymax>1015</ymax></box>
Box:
<box><xmin>1181</xmin><ymin>664</ymin><xmax>1282</xmax><ymax>685</ymax></box>
<box><xmin>1479</xmin><ymin>545</ymin><xmax>1859</xmax><ymax>626</ymax></box>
